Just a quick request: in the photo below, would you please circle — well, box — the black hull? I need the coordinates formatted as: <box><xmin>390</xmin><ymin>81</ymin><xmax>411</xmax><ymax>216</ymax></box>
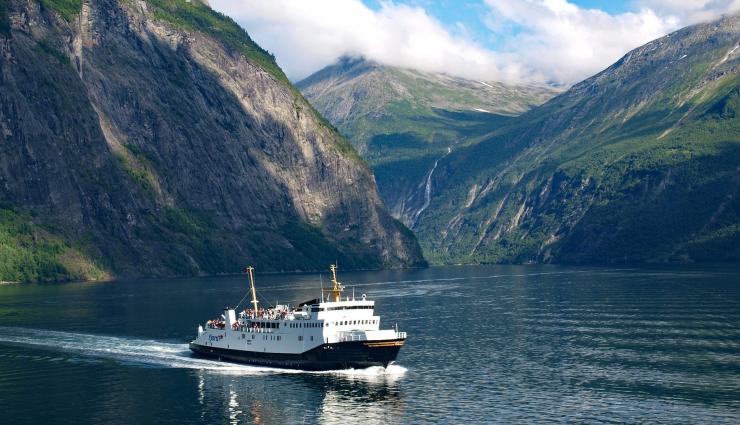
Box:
<box><xmin>189</xmin><ymin>339</ymin><xmax>404</xmax><ymax>371</ymax></box>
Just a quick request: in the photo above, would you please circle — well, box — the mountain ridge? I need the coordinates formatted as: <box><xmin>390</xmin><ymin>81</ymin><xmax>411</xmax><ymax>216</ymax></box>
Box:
<box><xmin>297</xmin><ymin>56</ymin><xmax>560</xmax><ymax>227</ymax></box>
<box><xmin>413</xmin><ymin>13</ymin><xmax>740</xmax><ymax>264</ymax></box>
<box><xmin>0</xmin><ymin>0</ymin><xmax>425</xmax><ymax>282</ymax></box>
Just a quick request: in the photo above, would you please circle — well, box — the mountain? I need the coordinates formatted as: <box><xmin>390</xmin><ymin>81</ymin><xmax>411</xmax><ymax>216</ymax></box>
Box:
<box><xmin>0</xmin><ymin>0</ymin><xmax>425</xmax><ymax>282</ymax></box>
<box><xmin>413</xmin><ymin>13</ymin><xmax>740</xmax><ymax>265</ymax></box>
<box><xmin>297</xmin><ymin>57</ymin><xmax>559</xmax><ymax>226</ymax></box>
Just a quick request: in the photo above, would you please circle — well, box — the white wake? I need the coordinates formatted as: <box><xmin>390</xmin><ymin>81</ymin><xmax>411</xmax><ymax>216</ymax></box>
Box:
<box><xmin>0</xmin><ymin>326</ymin><xmax>407</xmax><ymax>378</ymax></box>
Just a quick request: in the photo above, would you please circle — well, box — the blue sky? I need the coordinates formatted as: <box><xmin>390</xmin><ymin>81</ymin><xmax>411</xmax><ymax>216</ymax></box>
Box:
<box><xmin>360</xmin><ymin>0</ymin><xmax>632</xmax><ymax>50</ymax></box>
<box><xmin>211</xmin><ymin>0</ymin><xmax>740</xmax><ymax>84</ymax></box>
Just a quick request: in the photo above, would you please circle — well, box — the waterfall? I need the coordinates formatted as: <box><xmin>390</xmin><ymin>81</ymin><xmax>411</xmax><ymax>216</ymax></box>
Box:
<box><xmin>410</xmin><ymin>147</ymin><xmax>451</xmax><ymax>229</ymax></box>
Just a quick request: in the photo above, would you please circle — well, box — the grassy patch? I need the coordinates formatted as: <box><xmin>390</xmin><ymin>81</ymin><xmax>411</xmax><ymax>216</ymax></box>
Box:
<box><xmin>39</xmin><ymin>0</ymin><xmax>82</xmax><ymax>21</ymax></box>
<box><xmin>0</xmin><ymin>209</ymin><xmax>108</xmax><ymax>282</ymax></box>
<box><xmin>145</xmin><ymin>0</ymin><xmax>287</xmax><ymax>85</ymax></box>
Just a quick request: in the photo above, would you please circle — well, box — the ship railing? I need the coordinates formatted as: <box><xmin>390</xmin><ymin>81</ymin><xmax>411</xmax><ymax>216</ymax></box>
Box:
<box><xmin>337</xmin><ymin>331</ymin><xmax>367</xmax><ymax>342</ymax></box>
<box><xmin>396</xmin><ymin>331</ymin><xmax>407</xmax><ymax>339</ymax></box>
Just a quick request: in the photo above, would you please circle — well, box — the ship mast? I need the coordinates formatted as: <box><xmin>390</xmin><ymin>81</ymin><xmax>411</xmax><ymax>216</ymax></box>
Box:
<box><xmin>329</xmin><ymin>264</ymin><xmax>344</xmax><ymax>302</ymax></box>
<box><xmin>247</xmin><ymin>266</ymin><xmax>259</xmax><ymax>313</ymax></box>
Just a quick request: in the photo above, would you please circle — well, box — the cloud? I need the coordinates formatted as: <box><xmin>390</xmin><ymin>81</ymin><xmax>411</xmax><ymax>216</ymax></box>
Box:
<box><xmin>482</xmin><ymin>0</ymin><xmax>681</xmax><ymax>83</ymax></box>
<box><xmin>633</xmin><ymin>0</ymin><xmax>740</xmax><ymax>24</ymax></box>
<box><xmin>210</xmin><ymin>0</ymin><xmax>524</xmax><ymax>83</ymax></box>
<box><xmin>210</xmin><ymin>0</ymin><xmax>739</xmax><ymax>85</ymax></box>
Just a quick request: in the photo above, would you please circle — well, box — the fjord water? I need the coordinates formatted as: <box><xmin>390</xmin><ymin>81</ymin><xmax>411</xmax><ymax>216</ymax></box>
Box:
<box><xmin>1</xmin><ymin>265</ymin><xmax>739</xmax><ymax>424</ymax></box>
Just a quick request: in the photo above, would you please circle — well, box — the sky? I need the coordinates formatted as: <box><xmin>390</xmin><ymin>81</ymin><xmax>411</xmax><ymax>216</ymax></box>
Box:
<box><xmin>209</xmin><ymin>0</ymin><xmax>740</xmax><ymax>85</ymax></box>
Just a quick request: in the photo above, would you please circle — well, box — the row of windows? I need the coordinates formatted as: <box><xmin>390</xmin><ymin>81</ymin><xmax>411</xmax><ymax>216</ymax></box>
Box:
<box><xmin>290</xmin><ymin>320</ymin><xmax>377</xmax><ymax>328</ymax></box>
<box><xmin>290</xmin><ymin>322</ymin><xmax>325</xmax><ymax>328</ymax></box>
<box><xmin>241</xmin><ymin>334</ymin><xmax>282</xmax><ymax>341</ymax></box>
<box><xmin>311</xmin><ymin>305</ymin><xmax>374</xmax><ymax>312</ymax></box>
<box><xmin>252</xmin><ymin>322</ymin><xmax>279</xmax><ymax>329</ymax></box>
<box><xmin>246</xmin><ymin>319</ymin><xmax>379</xmax><ymax>331</ymax></box>
<box><xmin>336</xmin><ymin>319</ymin><xmax>375</xmax><ymax>326</ymax></box>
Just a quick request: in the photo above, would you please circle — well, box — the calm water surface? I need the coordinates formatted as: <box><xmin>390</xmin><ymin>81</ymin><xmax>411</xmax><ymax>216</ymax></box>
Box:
<box><xmin>1</xmin><ymin>265</ymin><xmax>739</xmax><ymax>424</ymax></box>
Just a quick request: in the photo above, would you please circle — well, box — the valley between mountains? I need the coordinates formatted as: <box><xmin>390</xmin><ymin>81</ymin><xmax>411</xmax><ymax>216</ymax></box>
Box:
<box><xmin>1</xmin><ymin>1</ymin><xmax>738</xmax><ymax>283</ymax></box>
<box><xmin>301</xmin><ymin>15</ymin><xmax>740</xmax><ymax>265</ymax></box>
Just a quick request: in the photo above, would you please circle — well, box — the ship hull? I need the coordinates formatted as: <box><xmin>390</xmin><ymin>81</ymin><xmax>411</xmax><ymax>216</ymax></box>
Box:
<box><xmin>189</xmin><ymin>339</ymin><xmax>404</xmax><ymax>371</ymax></box>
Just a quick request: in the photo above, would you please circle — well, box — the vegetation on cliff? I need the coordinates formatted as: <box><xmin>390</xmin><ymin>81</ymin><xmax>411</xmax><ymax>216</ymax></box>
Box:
<box><xmin>298</xmin><ymin>57</ymin><xmax>558</xmax><ymax>225</ymax></box>
<box><xmin>413</xmin><ymin>15</ymin><xmax>740</xmax><ymax>265</ymax></box>
<box><xmin>0</xmin><ymin>0</ymin><xmax>425</xmax><ymax>282</ymax></box>
<box><xmin>0</xmin><ymin>209</ymin><xmax>108</xmax><ymax>282</ymax></box>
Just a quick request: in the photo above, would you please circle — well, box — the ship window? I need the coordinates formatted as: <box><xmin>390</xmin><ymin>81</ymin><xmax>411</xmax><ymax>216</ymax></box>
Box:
<box><xmin>298</xmin><ymin>336</ymin><xmax>303</xmax><ymax>341</ymax></box>
<box><xmin>252</xmin><ymin>334</ymin><xmax>255</xmax><ymax>339</ymax></box>
<box><xmin>310</xmin><ymin>336</ymin><xmax>314</xmax><ymax>341</ymax></box>
<box><xmin>242</xmin><ymin>334</ymin><xmax>245</xmax><ymax>339</ymax></box>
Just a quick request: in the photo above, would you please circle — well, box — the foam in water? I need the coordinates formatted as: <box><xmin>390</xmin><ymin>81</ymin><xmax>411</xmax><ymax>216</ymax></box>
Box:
<box><xmin>0</xmin><ymin>326</ymin><xmax>407</xmax><ymax>379</ymax></box>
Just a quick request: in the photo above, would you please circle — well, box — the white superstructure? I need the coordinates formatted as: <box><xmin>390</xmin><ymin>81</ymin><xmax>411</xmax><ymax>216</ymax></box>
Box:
<box><xmin>189</xmin><ymin>266</ymin><xmax>406</xmax><ymax>370</ymax></box>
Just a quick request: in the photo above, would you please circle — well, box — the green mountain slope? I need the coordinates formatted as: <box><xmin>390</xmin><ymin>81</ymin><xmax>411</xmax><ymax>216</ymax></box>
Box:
<box><xmin>297</xmin><ymin>57</ymin><xmax>559</xmax><ymax>225</ymax></box>
<box><xmin>414</xmin><ymin>13</ymin><xmax>740</xmax><ymax>264</ymax></box>
<box><xmin>0</xmin><ymin>0</ymin><xmax>425</xmax><ymax>282</ymax></box>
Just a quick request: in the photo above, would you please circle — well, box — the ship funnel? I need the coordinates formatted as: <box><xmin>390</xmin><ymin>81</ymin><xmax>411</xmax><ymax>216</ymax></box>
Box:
<box><xmin>224</xmin><ymin>308</ymin><xmax>236</xmax><ymax>329</ymax></box>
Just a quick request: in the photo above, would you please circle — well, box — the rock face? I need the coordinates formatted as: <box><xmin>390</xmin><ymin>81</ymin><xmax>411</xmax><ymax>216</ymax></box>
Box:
<box><xmin>0</xmin><ymin>0</ymin><xmax>425</xmax><ymax>281</ymax></box>
<box><xmin>413</xmin><ymin>14</ymin><xmax>740</xmax><ymax>264</ymax></box>
<box><xmin>298</xmin><ymin>56</ymin><xmax>559</xmax><ymax>227</ymax></box>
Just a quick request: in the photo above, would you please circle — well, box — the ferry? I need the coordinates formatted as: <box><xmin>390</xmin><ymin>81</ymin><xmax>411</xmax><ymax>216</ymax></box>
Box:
<box><xmin>189</xmin><ymin>265</ymin><xmax>407</xmax><ymax>370</ymax></box>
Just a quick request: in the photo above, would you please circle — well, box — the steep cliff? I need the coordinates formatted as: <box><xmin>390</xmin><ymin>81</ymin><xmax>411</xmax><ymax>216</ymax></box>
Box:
<box><xmin>0</xmin><ymin>0</ymin><xmax>425</xmax><ymax>281</ymax></box>
<box><xmin>414</xmin><ymin>13</ymin><xmax>740</xmax><ymax>264</ymax></box>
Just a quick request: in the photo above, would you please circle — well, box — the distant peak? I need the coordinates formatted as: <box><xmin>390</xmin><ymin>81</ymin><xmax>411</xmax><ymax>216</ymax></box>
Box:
<box><xmin>334</xmin><ymin>55</ymin><xmax>383</xmax><ymax>72</ymax></box>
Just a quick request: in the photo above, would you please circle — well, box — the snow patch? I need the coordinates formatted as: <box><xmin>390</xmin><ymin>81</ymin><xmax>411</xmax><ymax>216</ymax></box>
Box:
<box><xmin>479</xmin><ymin>81</ymin><xmax>493</xmax><ymax>89</ymax></box>
<box><xmin>473</xmin><ymin>108</ymin><xmax>491</xmax><ymax>113</ymax></box>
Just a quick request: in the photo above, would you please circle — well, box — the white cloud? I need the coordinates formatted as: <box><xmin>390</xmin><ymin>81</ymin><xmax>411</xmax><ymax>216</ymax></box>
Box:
<box><xmin>210</xmin><ymin>0</ymin><xmax>739</xmax><ymax>85</ymax></box>
<box><xmin>483</xmin><ymin>0</ymin><xmax>681</xmax><ymax>83</ymax></box>
<box><xmin>633</xmin><ymin>0</ymin><xmax>740</xmax><ymax>24</ymax></box>
<box><xmin>210</xmin><ymin>0</ymin><xmax>524</xmax><ymax>83</ymax></box>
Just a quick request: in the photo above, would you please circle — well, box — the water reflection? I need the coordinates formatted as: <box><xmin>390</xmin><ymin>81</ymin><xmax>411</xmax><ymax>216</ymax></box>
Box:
<box><xmin>194</xmin><ymin>365</ymin><xmax>406</xmax><ymax>424</ymax></box>
<box><xmin>3</xmin><ymin>265</ymin><xmax>740</xmax><ymax>424</ymax></box>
